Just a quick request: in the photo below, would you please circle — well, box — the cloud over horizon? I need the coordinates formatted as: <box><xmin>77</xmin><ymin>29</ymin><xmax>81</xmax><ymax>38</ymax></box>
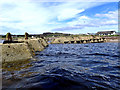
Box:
<box><xmin>0</xmin><ymin>0</ymin><xmax>118</xmax><ymax>34</ymax></box>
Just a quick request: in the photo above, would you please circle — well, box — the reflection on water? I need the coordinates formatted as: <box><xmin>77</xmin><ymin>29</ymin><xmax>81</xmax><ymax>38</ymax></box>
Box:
<box><xmin>2</xmin><ymin>59</ymin><xmax>39</xmax><ymax>89</ymax></box>
<box><xmin>2</xmin><ymin>59</ymin><xmax>32</xmax><ymax>71</ymax></box>
<box><xmin>2</xmin><ymin>42</ymin><xmax>120</xmax><ymax>89</ymax></box>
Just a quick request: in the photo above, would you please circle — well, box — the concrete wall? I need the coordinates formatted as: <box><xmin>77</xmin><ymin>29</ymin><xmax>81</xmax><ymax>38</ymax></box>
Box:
<box><xmin>27</xmin><ymin>39</ymin><xmax>45</xmax><ymax>51</ymax></box>
<box><xmin>1</xmin><ymin>38</ymin><xmax>48</xmax><ymax>63</ymax></box>
<box><xmin>18</xmin><ymin>38</ymin><xmax>48</xmax><ymax>51</ymax></box>
<box><xmin>39</xmin><ymin>38</ymin><xmax>48</xmax><ymax>47</ymax></box>
<box><xmin>51</xmin><ymin>36</ymin><xmax>105</xmax><ymax>44</ymax></box>
<box><xmin>1</xmin><ymin>43</ymin><xmax>32</xmax><ymax>63</ymax></box>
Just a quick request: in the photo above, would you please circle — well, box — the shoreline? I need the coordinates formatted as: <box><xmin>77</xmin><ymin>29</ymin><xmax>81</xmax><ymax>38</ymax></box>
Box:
<box><xmin>105</xmin><ymin>39</ymin><xmax>120</xmax><ymax>43</ymax></box>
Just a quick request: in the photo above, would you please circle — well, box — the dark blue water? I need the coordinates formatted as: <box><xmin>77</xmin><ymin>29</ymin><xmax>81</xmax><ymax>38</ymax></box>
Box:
<box><xmin>2</xmin><ymin>42</ymin><xmax>120</xmax><ymax>90</ymax></box>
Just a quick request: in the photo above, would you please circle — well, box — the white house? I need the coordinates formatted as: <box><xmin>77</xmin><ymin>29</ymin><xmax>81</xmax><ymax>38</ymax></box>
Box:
<box><xmin>96</xmin><ymin>31</ymin><xmax>116</xmax><ymax>35</ymax></box>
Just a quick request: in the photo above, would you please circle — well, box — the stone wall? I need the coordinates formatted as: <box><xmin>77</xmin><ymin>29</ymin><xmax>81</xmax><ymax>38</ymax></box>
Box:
<box><xmin>27</xmin><ymin>39</ymin><xmax>45</xmax><ymax>51</ymax></box>
<box><xmin>1</xmin><ymin>43</ymin><xmax>32</xmax><ymax>63</ymax></box>
<box><xmin>1</xmin><ymin>38</ymin><xmax>48</xmax><ymax>63</ymax></box>
<box><xmin>51</xmin><ymin>36</ymin><xmax>105</xmax><ymax>44</ymax></box>
<box><xmin>39</xmin><ymin>38</ymin><xmax>48</xmax><ymax>47</ymax></box>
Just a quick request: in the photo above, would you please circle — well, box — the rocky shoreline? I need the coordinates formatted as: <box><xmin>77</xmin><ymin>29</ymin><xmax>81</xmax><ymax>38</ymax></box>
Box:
<box><xmin>51</xmin><ymin>36</ymin><xmax>106</xmax><ymax>44</ymax></box>
<box><xmin>0</xmin><ymin>36</ymin><xmax>119</xmax><ymax>63</ymax></box>
<box><xmin>106</xmin><ymin>39</ymin><xmax>119</xmax><ymax>43</ymax></box>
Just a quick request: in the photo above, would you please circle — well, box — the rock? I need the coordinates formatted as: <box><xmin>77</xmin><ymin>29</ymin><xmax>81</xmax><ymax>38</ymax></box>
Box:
<box><xmin>1</xmin><ymin>43</ymin><xmax>32</xmax><ymax>63</ymax></box>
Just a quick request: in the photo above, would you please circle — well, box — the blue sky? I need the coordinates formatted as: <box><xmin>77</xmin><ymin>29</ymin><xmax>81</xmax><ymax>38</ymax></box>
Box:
<box><xmin>0</xmin><ymin>0</ymin><xmax>119</xmax><ymax>34</ymax></box>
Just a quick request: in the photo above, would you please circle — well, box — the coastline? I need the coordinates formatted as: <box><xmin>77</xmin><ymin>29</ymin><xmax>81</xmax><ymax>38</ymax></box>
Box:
<box><xmin>105</xmin><ymin>39</ymin><xmax>120</xmax><ymax>43</ymax></box>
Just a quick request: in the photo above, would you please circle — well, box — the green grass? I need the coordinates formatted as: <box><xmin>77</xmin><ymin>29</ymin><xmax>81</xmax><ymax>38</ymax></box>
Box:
<box><xmin>100</xmin><ymin>35</ymin><xmax>120</xmax><ymax>37</ymax></box>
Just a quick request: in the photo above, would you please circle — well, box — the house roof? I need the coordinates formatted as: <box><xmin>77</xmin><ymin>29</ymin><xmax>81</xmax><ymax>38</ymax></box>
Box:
<box><xmin>97</xmin><ymin>31</ymin><xmax>116</xmax><ymax>34</ymax></box>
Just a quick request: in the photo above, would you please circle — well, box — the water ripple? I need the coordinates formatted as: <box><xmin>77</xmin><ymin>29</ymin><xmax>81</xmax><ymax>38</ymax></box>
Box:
<box><xmin>2</xmin><ymin>42</ymin><xmax>120</xmax><ymax>89</ymax></box>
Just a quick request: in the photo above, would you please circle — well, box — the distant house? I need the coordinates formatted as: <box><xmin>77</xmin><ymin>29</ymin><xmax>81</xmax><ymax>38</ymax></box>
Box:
<box><xmin>96</xmin><ymin>31</ymin><xmax>116</xmax><ymax>35</ymax></box>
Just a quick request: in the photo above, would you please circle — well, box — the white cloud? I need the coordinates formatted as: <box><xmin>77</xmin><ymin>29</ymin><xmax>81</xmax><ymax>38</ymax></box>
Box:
<box><xmin>29</xmin><ymin>0</ymin><xmax>120</xmax><ymax>2</ymax></box>
<box><xmin>52</xmin><ymin>11</ymin><xmax>118</xmax><ymax>33</ymax></box>
<box><xmin>100</xmin><ymin>20</ymin><xmax>117</xmax><ymax>25</ymax></box>
<box><xmin>95</xmin><ymin>10</ymin><xmax>118</xmax><ymax>19</ymax></box>
<box><xmin>79</xmin><ymin>16</ymin><xmax>89</xmax><ymax>19</ymax></box>
<box><xmin>0</xmin><ymin>0</ymin><xmax>118</xmax><ymax>34</ymax></box>
<box><xmin>0</xmin><ymin>0</ymin><xmax>55</xmax><ymax>34</ymax></box>
<box><xmin>57</xmin><ymin>9</ymin><xmax>84</xmax><ymax>21</ymax></box>
<box><xmin>67</xmin><ymin>15</ymin><xmax>90</xmax><ymax>26</ymax></box>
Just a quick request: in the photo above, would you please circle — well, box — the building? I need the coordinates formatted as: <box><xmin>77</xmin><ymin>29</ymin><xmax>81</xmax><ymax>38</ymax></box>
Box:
<box><xmin>96</xmin><ymin>31</ymin><xmax>116</xmax><ymax>35</ymax></box>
